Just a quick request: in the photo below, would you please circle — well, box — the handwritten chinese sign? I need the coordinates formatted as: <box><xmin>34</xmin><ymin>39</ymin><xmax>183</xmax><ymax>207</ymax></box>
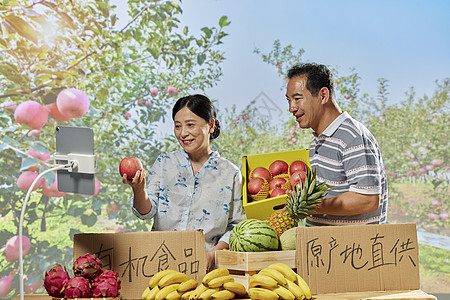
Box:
<box><xmin>296</xmin><ymin>223</ymin><xmax>420</xmax><ymax>294</ymax></box>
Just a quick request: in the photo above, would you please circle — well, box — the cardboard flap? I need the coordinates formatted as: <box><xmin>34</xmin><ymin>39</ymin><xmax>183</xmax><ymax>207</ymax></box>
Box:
<box><xmin>296</xmin><ymin>224</ymin><xmax>420</xmax><ymax>294</ymax></box>
<box><xmin>74</xmin><ymin>230</ymin><xmax>206</xmax><ymax>300</ymax></box>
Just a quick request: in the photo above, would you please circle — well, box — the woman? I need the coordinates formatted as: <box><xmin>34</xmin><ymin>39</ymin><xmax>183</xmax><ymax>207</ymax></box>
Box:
<box><xmin>123</xmin><ymin>94</ymin><xmax>245</xmax><ymax>271</ymax></box>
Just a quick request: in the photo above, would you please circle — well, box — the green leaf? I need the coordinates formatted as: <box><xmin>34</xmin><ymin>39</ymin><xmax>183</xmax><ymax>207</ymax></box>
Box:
<box><xmin>0</xmin><ymin>141</ymin><xmax>9</xmax><ymax>151</ymax></box>
<box><xmin>81</xmin><ymin>213</ymin><xmax>97</xmax><ymax>226</ymax></box>
<box><xmin>183</xmin><ymin>26</ymin><xmax>188</xmax><ymax>35</ymax></box>
<box><xmin>197</xmin><ymin>53</ymin><xmax>206</xmax><ymax>65</ymax></box>
<box><xmin>4</xmin><ymin>15</ymin><xmax>38</xmax><ymax>44</ymax></box>
<box><xmin>200</xmin><ymin>27</ymin><xmax>212</xmax><ymax>39</ymax></box>
<box><xmin>20</xmin><ymin>157</ymin><xmax>41</xmax><ymax>171</ymax></box>
<box><xmin>218</xmin><ymin>16</ymin><xmax>230</xmax><ymax>28</ymax></box>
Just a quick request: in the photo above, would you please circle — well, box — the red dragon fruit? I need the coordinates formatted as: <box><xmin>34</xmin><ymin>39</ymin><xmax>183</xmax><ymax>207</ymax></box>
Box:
<box><xmin>43</xmin><ymin>264</ymin><xmax>70</xmax><ymax>297</ymax></box>
<box><xmin>91</xmin><ymin>270</ymin><xmax>121</xmax><ymax>297</ymax></box>
<box><xmin>73</xmin><ymin>253</ymin><xmax>103</xmax><ymax>280</ymax></box>
<box><xmin>63</xmin><ymin>276</ymin><xmax>91</xmax><ymax>298</ymax></box>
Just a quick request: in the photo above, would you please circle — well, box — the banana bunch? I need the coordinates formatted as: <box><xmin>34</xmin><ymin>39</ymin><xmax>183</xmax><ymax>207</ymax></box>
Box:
<box><xmin>248</xmin><ymin>263</ymin><xmax>312</xmax><ymax>300</ymax></box>
<box><xmin>142</xmin><ymin>269</ymin><xmax>197</xmax><ymax>300</ymax></box>
<box><xmin>190</xmin><ymin>267</ymin><xmax>246</xmax><ymax>300</ymax></box>
<box><xmin>142</xmin><ymin>268</ymin><xmax>247</xmax><ymax>300</ymax></box>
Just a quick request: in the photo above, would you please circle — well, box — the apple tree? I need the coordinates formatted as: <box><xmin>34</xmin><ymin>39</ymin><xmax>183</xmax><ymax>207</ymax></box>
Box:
<box><xmin>0</xmin><ymin>0</ymin><xmax>230</xmax><ymax>297</ymax></box>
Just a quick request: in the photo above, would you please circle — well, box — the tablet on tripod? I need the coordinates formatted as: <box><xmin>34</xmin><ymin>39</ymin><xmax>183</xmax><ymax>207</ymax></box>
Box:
<box><xmin>55</xmin><ymin>126</ymin><xmax>96</xmax><ymax>195</ymax></box>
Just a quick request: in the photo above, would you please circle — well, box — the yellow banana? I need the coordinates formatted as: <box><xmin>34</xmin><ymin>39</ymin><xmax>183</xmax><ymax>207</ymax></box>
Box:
<box><xmin>206</xmin><ymin>275</ymin><xmax>234</xmax><ymax>288</ymax></box>
<box><xmin>147</xmin><ymin>286</ymin><xmax>160</xmax><ymax>300</ymax></box>
<box><xmin>286</xmin><ymin>279</ymin><xmax>305</xmax><ymax>300</ymax></box>
<box><xmin>149</xmin><ymin>269</ymin><xmax>178</xmax><ymax>288</ymax></box>
<box><xmin>294</xmin><ymin>274</ymin><xmax>312</xmax><ymax>300</ymax></box>
<box><xmin>189</xmin><ymin>283</ymin><xmax>208</xmax><ymax>300</ymax></box>
<box><xmin>181</xmin><ymin>290</ymin><xmax>195</xmax><ymax>300</ymax></box>
<box><xmin>158</xmin><ymin>272</ymin><xmax>190</xmax><ymax>288</ymax></box>
<box><xmin>141</xmin><ymin>286</ymin><xmax>151</xmax><ymax>300</ymax></box>
<box><xmin>155</xmin><ymin>283</ymin><xmax>180</xmax><ymax>300</ymax></box>
<box><xmin>166</xmin><ymin>290</ymin><xmax>182</xmax><ymax>300</ymax></box>
<box><xmin>272</xmin><ymin>285</ymin><xmax>295</xmax><ymax>300</ymax></box>
<box><xmin>248</xmin><ymin>287</ymin><xmax>279</xmax><ymax>300</ymax></box>
<box><xmin>259</xmin><ymin>267</ymin><xmax>288</xmax><ymax>286</ymax></box>
<box><xmin>268</xmin><ymin>263</ymin><xmax>297</xmax><ymax>283</ymax></box>
<box><xmin>222</xmin><ymin>281</ymin><xmax>247</xmax><ymax>297</ymax></box>
<box><xmin>202</xmin><ymin>268</ymin><xmax>230</xmax><ymax>285</ymax></box>
<box><xmin>198</xmin><ymin>288</ymin><xmax>220</xmax><ymax>300</ymax></box>
<box><xmin>210</xmin><ymin>289</ymin><xmax>235</xmax><ymax>300</ymax></box>
<box><xmin>249</xmin><ymin>273</ymin><xmax>278</xmax><ymax>289</ymax></box>
<box><xmin>178</xmin><ymin>278</ymin><xmax>198</xmax><ymax>293</ymax></box>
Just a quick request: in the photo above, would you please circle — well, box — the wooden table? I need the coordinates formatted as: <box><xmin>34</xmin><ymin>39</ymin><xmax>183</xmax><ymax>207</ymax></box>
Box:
<box><xmin>14</xmin><ymin>290</ymin><xmax>436</xmax><ymax>300</ymax></box>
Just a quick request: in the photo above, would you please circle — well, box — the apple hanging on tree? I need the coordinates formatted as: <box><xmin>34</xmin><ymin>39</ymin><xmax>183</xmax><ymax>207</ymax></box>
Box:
<box><xmin>119</xmin><ymin>157</ymin><xmax>143</xmax><ymax>180</ymax></box>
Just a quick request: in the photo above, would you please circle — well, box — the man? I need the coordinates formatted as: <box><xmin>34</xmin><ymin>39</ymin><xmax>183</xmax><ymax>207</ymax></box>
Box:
<box><xmin>285</xmin><ymin>63</ymin><xmax>388</xmax><ymax>226</ymax></box>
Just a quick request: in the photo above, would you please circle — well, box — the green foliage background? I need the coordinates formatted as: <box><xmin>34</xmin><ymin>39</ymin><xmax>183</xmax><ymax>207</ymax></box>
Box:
<box><xmin>0</xmin><ymin>1</ymin><xmax>448</xmax><ymax>298</ymax></box>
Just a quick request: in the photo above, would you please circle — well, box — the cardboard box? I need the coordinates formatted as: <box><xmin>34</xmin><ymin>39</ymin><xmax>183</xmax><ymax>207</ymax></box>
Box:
<box><xmin>242</xmin><ymin>149</ymin><xmax>310</xmax><ymax>220</ymax></box>
<box><xmin>296</xmin><ymin>223</ymin><xmax>421</xmax><ymax>295</ymax></box>
<box><xmin>215</xmin><ymin>224</ymin><xmax>436</xmax><ymax>299</ymax></box>
<box><xmin>73</xmin><ymin>230</ymin><xmax>206</xmax><ymax>300</ymax></box>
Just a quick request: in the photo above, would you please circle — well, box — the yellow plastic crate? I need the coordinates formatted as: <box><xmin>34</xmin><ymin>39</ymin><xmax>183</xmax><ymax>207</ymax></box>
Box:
<box><xmin>242</xmin><ymin>149</ymin><xmax>310</xmax><ymax>220</ymax></box>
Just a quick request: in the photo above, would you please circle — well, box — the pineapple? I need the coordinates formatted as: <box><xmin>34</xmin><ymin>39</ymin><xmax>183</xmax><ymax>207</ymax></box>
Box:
<box><xmin>266</xmin><ymin>167</ymin><xmax>330</xmax><ymax>236</ymax></box>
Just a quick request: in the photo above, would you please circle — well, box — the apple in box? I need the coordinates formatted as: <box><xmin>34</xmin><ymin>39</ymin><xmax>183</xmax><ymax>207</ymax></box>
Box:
<box><xmin>290</xmin><ymin>170</ymin><xmax>306</xmax><ymax>189</ymax></box>
<box><xmin>269</xmin><ymin>176</ymin><xmax>288</xmax><ymax>190</ymax></box>
<box><xmin>119</xmin><ymin>157</ymin><xmax>143</xmax><ymax>180</ymax></box>
<box><xmin>250</xmin><ymin>166</ymin><xmax>272</xmax><ymax>182</ymax></box>
<box><xmin>269</xmin><ymin>160</ymin><xmax>288</xmax><ymax>177</ymax></box>
<box><xmin>270</xmin><ymin>187</ymin><xmax>287</xmax><ymax>198</ymax></box>
<box><xmin>289</xmin><ymin>160</ymin><xmax>307</xmax><ymax>175</ymax></box>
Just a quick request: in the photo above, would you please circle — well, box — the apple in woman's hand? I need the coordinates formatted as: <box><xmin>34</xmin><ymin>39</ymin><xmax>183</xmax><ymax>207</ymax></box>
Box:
<box><xmin>119</xmin><ymin>157</ymin><xmax>143</xmax><ymax>180</ymax></box>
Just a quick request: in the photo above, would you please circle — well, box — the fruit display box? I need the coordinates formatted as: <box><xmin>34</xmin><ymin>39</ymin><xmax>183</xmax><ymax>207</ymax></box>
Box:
<box><xmin>242</xmin><ymin>149</ymin><xmax>310</xmax><ymax>220</ymax></box>
<box><xmin>215</xmin><ymin>249</ymin><xmax>296</xmax><ymax>290</ymax></box>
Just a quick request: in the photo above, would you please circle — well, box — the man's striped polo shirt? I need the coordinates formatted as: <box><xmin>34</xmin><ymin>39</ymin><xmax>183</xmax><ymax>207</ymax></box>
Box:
<box><xmin>307</xmin><ymin>112</ymin><xmax>388</xmax><ymax>226</ymax></box>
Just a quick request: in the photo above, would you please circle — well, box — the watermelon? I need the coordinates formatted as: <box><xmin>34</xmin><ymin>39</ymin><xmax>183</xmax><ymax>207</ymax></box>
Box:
<box><xmin>229</xmin><ymin>219</ymin><xmax>279</xmax><ymax>252</ymax></box>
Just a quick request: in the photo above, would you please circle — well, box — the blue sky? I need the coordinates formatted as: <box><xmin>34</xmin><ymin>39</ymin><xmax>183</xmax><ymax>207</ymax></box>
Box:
<box><xmin>113</xmin><ymin>0</ymin><xmax>450</xmax><ymax>132</ymax></box>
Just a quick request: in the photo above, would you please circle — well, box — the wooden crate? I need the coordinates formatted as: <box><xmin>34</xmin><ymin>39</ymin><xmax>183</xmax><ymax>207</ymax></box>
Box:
<box><xmin>215</xmin><ymin>250</ymin><xmax>296</xmax><ymax>290</ymax></box>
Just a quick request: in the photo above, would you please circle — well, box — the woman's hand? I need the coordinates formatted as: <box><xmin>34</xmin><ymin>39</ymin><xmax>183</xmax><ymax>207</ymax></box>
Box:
<box><xmin>122</xmin><ymin>169</ymin><xmax>146</xmax><ymax>191</ymax></box>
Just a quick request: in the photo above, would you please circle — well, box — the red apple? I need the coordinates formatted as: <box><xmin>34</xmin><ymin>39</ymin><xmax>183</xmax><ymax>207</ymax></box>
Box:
<box><xmin>14</xmin><ymin>100</ymin><xmax>49</xmax><ymax>129</ymax></box>
<box><xmin>5</xmin><ymin>235</ymin><xmax>30</xmax><ymax>262</ymax></box>
<box><xmin>269</xmin><ymin>160</ymin><xmax>289</xmax><ymax>176</ymax></box>
<box><xmin>137</xmin><ymin>98</ymin><xmax>146</xmax><ymax>106</ymax></box>
<box><xmin>270</xmin><ymin>188</ymin><xmax>287</xmax><ymax>198</ymax></box>
<box><xmin>289</xmin><ymin>160</ymin><xmax>307</xmax><ymax>175</ymax></box>
<box><xmin>0</xmin><ymin>274</ymin><xmax>14</xmax><ymax>298</ymax></box>
<box><xmin>106</xmin><ymin>202</ymin><xmax>120</xmax><ymax>215</ymax></box>
<box><xmin>247</xmin><ymin>177</ymin><xmax>267</xmax><ymax>195</ymax></box>
<box><xmin>45</xmin><ymin>102</ymin><xmax>72</xmax><ymax>121</ymax></box>
<box><xmin>150</xmin><ymin>87</ymin><xmax>159</xmax><ymax>97</ymax></box>
<box><xmin>56</xmin><ymin>88</ymin><xmax>90</xmax><ymax>118</ymax></box>
<box><xmin>290</xmin><ymin>170</ymin><xmax>306</xmax><ymax>189</ymax></box>
<box><xmin>119</xmin><ymin>157</ymin><xmax>143</xmax><ymax>180</ymax></box>
<box><xmin>269</xmin><ymin>177</ymin><xmax>288</xmax><ymax>190</ymax></box>
<box><xmin>17</xmin><ymin>171</ymin><xmax>44</xmax><ymax>191</ymax></box>
<box><xmin>250</xmin><ymin>167</ymin><xmax>271</xmax><ymax>182</ymax></box>
<box><xmin>167</xmin><ymin>86</ymin><xmax>178</xmax><ymax>96</ymax></box>
<box><xmin>27</xmin><ymin>129</ymin><xmax>41</xmax><ymax>138</ymax></box>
